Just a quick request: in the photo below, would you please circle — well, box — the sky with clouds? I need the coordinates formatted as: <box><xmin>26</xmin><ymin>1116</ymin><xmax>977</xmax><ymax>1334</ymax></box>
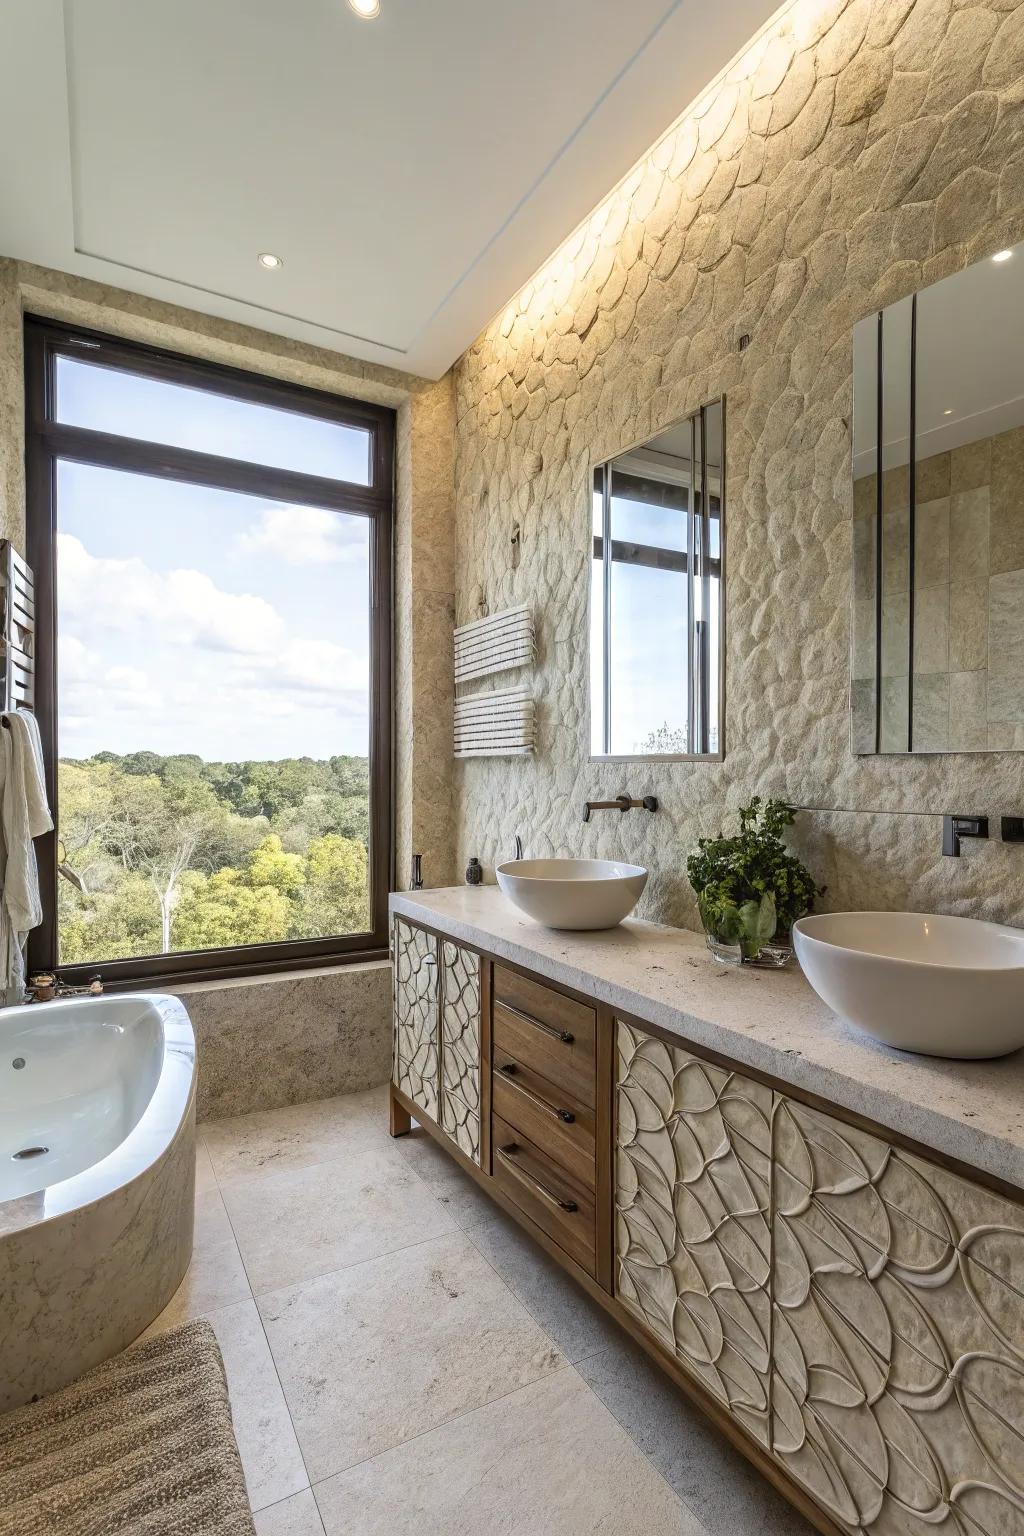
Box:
<box><xmin>55</xmin><ymin>363</ymin><xmax>373</xmax><ymax>762</ymax></box>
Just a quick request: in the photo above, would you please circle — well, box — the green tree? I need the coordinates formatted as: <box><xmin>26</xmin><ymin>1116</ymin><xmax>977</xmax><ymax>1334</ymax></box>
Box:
<box><xmin>274</xmin><ymin>790</ymin><xmax>369</xmax><ymax>851</ymax></box>
<box><xmin>294</xmin><ymin>833</ymin><xmax>369</xmax><ymax>937</ymax></box>
<box><xmin>58</xmin><ymin>871</ymin><xmax>161</xmax><ymax>963</ymax></box>
<box><xmin>56</xmin><ymin>752</ymin><xmax>373</xmax><ymax>962</ymax></box>
<box><xmin>173</xmin><ymin>869</ymin><xmax>291</xmax><ymax>950</ymax></box>
<box><xmin>244</xmin><ymin>834</ymin><xmax>306</xmax><ymax>896</ymax></box>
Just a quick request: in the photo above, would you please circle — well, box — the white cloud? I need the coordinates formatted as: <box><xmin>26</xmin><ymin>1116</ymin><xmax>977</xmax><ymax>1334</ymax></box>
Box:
<box><xmin>54</xmin><ymin>533</ymin><xmax>370</xmax><ymax>760</ymax></box>
<box><xmin>278</xmin><ymin>638</ymin><xmax>368</xmax><ymax>694</ymax></box>
<box><xmin>59</xmin><ymin>632</ymin><xmax>91</xmax><ymax>682</ymax></box>
<box><xmin>239</xmin><ymin>506</ymin><xmax>367</xmax><ymax>567</ymax></box>
<box><xmin>60</xmin><ymin>634</ymin><xmax>161</xmax><ymax>728</ymax></box>
<box><xmin>57</xmin><ymin>534</ymin><xmax>285</xmax><ymax>655</ymax></box>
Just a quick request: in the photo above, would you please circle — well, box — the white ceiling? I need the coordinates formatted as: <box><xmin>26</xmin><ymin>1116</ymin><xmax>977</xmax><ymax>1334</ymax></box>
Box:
<box><xmin>1</xmin><ymin>0</ymin><xmax>779</xmax><ymax>380</ymax></box>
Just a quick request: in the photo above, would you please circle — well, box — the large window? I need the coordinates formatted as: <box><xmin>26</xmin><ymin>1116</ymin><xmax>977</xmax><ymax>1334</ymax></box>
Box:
<box><xmin>25</xmin><ymin>318</ymin><xmax>393</xmax><ymax>985</ymax></box>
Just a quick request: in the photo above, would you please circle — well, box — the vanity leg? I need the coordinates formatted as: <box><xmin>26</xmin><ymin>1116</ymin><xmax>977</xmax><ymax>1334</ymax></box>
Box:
<box><xmin>389</xmin><ymin>1083</ymin><xmax>412</xmax><ymax>1137</ymax></box>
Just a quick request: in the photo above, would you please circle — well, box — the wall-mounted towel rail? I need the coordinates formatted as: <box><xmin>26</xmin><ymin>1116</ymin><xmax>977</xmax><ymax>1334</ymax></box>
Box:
<box><xmin>0</xmin><ymin>542</ymin><xmax>35</xmax><ymax>712</ymax></box>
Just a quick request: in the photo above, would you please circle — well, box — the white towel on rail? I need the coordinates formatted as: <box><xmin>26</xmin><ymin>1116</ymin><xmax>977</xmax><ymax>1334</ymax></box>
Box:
<box><xmin>0</xmin><ymin>710</ymin><xmax>52</xmax><ymax>1003</ymax></box>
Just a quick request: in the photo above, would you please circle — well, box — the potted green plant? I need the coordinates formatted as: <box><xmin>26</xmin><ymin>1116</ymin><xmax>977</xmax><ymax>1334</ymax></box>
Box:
<box><xmin>687</xmin><ymin>797</ymin><xmax>823</xmax><ymax>967</ymax></box>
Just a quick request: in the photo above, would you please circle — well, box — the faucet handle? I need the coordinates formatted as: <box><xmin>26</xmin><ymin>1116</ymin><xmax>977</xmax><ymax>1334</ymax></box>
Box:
<box><xmin>942</xmin><ymin>814</ymin><xmax>988</xmax><ymax>857</ymax></box>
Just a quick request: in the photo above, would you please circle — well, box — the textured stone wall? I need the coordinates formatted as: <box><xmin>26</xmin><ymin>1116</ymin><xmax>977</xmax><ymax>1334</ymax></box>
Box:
<box><xmin>395</xmin><ymin>375</ymin><xmax>457</xmax><ymax>893</ymax></box>
<box><xmin>452</xmin><ymin>0</ymin><xmax>1024</xmax><ymax>929</ymax></box>
<box><xmin>174</xmin><ymin>961</ymin><xmax>393</xmax><ymax>1120</ymax></box>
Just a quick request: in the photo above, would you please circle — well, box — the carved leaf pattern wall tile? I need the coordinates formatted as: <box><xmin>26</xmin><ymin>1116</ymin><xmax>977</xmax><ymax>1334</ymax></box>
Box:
<box><xmin>615</xmin><ymin>1020</ymin><xmax>773</xmax><ymax>1447</ymax></box>
<box><xmin>439</xmin><ymin>939</ymin><xmax>482</xmax><ymax>1164</ymax></box>
<box><xmin>393</xmin><ymin>918</ymin><xmax>439</xmax><ymax>1120</ymax></box>
<box><xmin>771</xmin><ymin>1097</ymin><xmax>1024</xmax><ymax>1536</ymax></box>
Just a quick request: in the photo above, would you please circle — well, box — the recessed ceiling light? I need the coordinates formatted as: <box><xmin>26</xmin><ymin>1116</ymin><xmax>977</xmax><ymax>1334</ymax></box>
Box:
<box><xmin>992</xmin><ymin>249</ymin><xmax>1013</xmax><ymax>263</ymax></box>
<box><xmin>944</xmin><ymin>409</ymin><xmax>954</xmax><ymax>416</ymax></box>
<box><xmin>348</xmin><ymin>0</ymin><xmax>380</xmax><ymax>16</ymax></box>
<box><xmin>257</xmin><ymin>252</ymin><xmax>283</xmax><ymax>270</ymax></box>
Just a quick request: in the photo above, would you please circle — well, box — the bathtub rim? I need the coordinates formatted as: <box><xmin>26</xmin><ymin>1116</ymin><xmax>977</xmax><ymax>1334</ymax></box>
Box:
<box><xmin>0</xmin><ymin>992</ymin><xmax>196</xmax><ymax>1238</ymax></box>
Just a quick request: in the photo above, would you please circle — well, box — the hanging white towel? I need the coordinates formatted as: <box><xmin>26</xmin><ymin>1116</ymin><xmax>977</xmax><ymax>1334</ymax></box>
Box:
<box><xmin>0</xmin><ymin>710</ymin><xmax>53</xmax><ymax>1003</ymax></box>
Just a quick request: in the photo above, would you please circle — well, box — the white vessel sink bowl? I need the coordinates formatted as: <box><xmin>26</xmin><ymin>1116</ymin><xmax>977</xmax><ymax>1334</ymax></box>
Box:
<box><xmin>793</xmin><ymin>911</ymin><xmax>1024</xmax><ymax>1058</ymax></box>
<box><xmin>496</xmin><ymin>858</ymin><xmax>647</xmax><ymax>931</ymax></box>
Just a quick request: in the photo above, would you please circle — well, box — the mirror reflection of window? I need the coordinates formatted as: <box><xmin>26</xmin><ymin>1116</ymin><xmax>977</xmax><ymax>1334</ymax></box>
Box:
<box><xmin>852</xmin><ymin>240</ymin><xmax>1024</xmax><ymax>755</ymax></box>
<box><xmin>590</xmin><ymin>401</ymin><xmax>724</xmax><ymax>760</ymax></box>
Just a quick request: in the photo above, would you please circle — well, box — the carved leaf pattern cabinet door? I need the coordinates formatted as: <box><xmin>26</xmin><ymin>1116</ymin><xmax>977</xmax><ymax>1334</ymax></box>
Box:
<box><xmin>771</xmin><ymin>1094</ymin><xmax>1024</xmax><ymax>1536</ymax></box>
<box><xmin>393</xmin><ymin>918</ymin><xmax>439</xmax><ymax>1120</ymax></box>
<box><xmin>615</xmin><ymin>1021</ymin><xmax>773</xmax><ymax>1447</ymax></box>
<box><xmin>439</xmin><ymin>940</ymin><xmax>482</xmax><ymax>1165</ymax></box>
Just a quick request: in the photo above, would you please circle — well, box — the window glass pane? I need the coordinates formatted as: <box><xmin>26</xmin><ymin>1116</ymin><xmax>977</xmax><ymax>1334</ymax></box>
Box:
<box><xmin>55</xmin><ymin>356</ymin><xmax>372</xmax><ymax>484</ymax></box>
<box><xmin>608</xmin><ymin>562</ymin><xmax>688</xmax><ymax>755</ymax></box>
<box><xmin>55</xmin><ymin>460</ymin><xmax>371</xmax><ymax>964</ymax></box>
<box><xmin>610</xmin><ymin>467</ymin><xmax>688</xmax><ymax>550</ymax></box>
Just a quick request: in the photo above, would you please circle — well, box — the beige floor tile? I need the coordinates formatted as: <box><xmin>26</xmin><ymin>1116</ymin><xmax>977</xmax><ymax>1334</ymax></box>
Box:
<box><xmin>206</xmin><ymin>1300</ymin><xmax>310</xmax><ymax>1513</ymax></box>
<box><xmin>194</xmin><ymin>1186</ymin><xmax>234</xmax><ymax>1249</ymax></box>
<box><xmin>142</xmin><ymin>1235</ymin><xmax>251</xmax><ymax>1334</ymax></box>
<box><xmin>195</xmin><ymin>1137</ymin><xmax>218</xmax><ymax>1193</ymax></box>
<box><xmin>341</xmin><ymin>1083</ymin><xmax>390</xmax><ymax>1119</ymax></box>
<box><xmin>223</xmin><ymin>1145</ymin><xmax>459</xmax><ymax>1294</ymax></box>
<box><xmin>258</xmin><ymin>1231</ymin><xmax>564</xmax><ymax>1481</ymax></box>
<box><xmin>314</xmin><ymin>1368</ymin><xmax>707</xmax><ymax>1536</ymax></box>
<box><xmin>393</xmin><ymin>1126</ymin><xmax>499</xmax><ymax>1227</ymax></box>
<box><xmin>204</xmin><ymin>1093</ymin><xmax>391</xmax><ymax>1183</ymax></box>
<box><xmin>255</xmin><ymin>1491</ymin><xmax>325</xmax><ymax>1536</ymax></box>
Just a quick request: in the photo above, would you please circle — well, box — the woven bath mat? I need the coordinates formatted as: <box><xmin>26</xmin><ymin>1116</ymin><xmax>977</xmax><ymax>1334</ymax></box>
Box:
<box><xmin>0</xmin><ymin>1318</ymin><xmax>255</xmax><ymax>1536</ymax></box>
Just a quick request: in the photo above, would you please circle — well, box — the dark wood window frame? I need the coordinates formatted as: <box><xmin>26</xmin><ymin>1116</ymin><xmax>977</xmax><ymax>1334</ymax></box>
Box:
<box><xmin>24</xmin><ymin>315</ymin><xmax>395</xmax><ymax>989</ymax></box>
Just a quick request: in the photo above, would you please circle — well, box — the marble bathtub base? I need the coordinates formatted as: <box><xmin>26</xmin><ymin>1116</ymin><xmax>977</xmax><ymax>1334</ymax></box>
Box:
<box><xmin>0</xmin><ymin>1106</ymin><xmax>196</xmax><ymax>1412</ymax></box>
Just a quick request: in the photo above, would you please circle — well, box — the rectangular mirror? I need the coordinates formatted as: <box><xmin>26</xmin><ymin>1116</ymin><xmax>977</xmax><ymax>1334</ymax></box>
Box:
<box><xmin>590</xmin><ymin>399</ymin><xmax>724</xmax><ymax>760</ymax></box>
<box><xmin>852</xmin><ymin>239</ymin><xmax>1024</xmax><ymax>753</ymax></box>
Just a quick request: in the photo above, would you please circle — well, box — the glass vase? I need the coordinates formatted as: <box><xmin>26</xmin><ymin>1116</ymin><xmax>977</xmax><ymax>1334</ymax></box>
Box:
<box><xmin>703</xmin><ymin>926</ymin><xmax>793</xmax><ymax>969</ymax></box>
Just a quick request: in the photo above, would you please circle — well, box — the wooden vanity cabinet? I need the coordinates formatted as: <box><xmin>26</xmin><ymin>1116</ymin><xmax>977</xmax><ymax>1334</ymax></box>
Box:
<box><xmin>492</xmin><ymin>1112</ymin><xmax>597</xmax><ymax>1274</ymax></box>
<box><xmin>392</xmin><ymin>916</ymin><xmax>439</xmax><ymax>1122</ymax></box>
<box><xmin>615</xmin><ymin>1021</ymin><xmax>774</xmax><ymax>1450</ymax></box>
<box><xmin>392</xmin><ymin>916</ymin><xmax>483</xmax><ymax>1166</ymax></box>
<box><xmin>391</xmin><ymin>918</ymin><xmax>1024</xmax><ymax>1536</ymax></box>
<box><xmin>438</xmin><ymin>939</ymin><xmax>483</xmax><ymax>1163</ymax></box>
<box><xmin>488</xmin><ymin>962</ymin><xmax>607</xmax><ymax>1280</ymax></box>
<box><xmin>770</xmin><ymin>1092</ymin><xmax>1024</xmax><ymax>1536</ymax></box>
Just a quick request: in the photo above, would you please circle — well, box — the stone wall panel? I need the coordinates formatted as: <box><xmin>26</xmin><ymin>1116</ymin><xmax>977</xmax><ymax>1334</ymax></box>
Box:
<box><xmin>451</xmin><ymin>0</ymin><xmax>1024</xmax><ymax>929</ymax></box>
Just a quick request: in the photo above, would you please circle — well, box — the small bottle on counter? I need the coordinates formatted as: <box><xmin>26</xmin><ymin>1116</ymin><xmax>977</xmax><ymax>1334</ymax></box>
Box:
<box><xmin>465</xmin><ymin>857</ymin><xmax>483</xmax><ymax>885</ymax></box>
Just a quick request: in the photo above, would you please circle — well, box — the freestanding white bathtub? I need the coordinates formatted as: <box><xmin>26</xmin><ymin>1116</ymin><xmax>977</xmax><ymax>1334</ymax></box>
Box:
<box><xmin>0</xmin><ymin>992</ymin><xmax>196</xmax><ymax>1410</ymax></box>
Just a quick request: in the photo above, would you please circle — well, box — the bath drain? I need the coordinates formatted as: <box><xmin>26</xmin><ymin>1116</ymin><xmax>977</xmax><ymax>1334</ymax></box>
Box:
<box><xmin>12</xmin><ymin>1146</ymin><xmax>48</xmax><ymax>1161</ymax></box>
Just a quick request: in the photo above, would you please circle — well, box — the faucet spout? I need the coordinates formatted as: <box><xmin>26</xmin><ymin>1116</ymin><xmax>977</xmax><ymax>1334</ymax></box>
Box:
<box><xmin>583</xmin><ymin>794</ymin><xmax>658</xmax><ymax>823</ymax></box>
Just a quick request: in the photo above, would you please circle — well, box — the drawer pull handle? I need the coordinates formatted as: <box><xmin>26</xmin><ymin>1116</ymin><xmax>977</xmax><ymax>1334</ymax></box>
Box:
<box><xmin>499</xmin><ymin>999</ymin><xmax>574</xmax><ymax>1045</ymax></box>
<box><xmin>498</xmin><ymin>1063</ymin><xmax>576</xmax><ymax>1123</ymax></box>
<box><xmin>497</xmin><ymin>1144</ymin><xmax>579</xmax><ymax>1213</ymax></box>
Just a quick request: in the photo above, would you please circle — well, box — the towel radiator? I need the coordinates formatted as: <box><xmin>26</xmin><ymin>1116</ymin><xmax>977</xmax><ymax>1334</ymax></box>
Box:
<box><xmin>0</xmin><ymin>541</ymin><xmax>35</xmax><ymax>712</ymax></box>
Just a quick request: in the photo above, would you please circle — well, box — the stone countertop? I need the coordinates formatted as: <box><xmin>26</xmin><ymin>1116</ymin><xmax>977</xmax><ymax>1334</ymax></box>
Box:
<box><xmin>390</xmin><ymin>886</ymin><xmax>1024</xmax><ymax>1198</ymax></box>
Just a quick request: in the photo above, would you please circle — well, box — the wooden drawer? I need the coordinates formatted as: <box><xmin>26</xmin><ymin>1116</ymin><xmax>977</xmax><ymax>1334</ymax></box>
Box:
<box><xmin>492</xmin><ymin>1114</ymin><xmax>596</xmax><ymax>1276</ymax></box>
<box><xmin>493</xmin><ymin>1046</ymin><xmax>595</xmax><ymax>1188</ymax></box>
<box><xmin>492</xmin><ymin>964</ymin><xmax>595</xmax><ymax>1109</ymax></box>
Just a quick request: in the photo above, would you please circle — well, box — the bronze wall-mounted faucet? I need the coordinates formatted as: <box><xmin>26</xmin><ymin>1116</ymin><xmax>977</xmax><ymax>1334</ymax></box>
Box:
<box><xmin>583</xmin><ymin>793</ymin><xmax>658</xmax><ymax>823</ymax></box>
